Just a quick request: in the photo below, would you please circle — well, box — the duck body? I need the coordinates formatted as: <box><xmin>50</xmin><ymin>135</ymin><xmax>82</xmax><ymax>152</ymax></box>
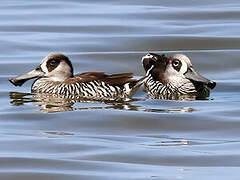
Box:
<box><xmin>9</xmin><ymin>53</ymin><xmax>145</xmax><ymax>101</ymax></box>
<box><xmin>142</xmin><ymin>53</ymin><xmax>216</xmax><ymax>99</ymax></box>
<box><xmin>31</xmin><ymin>72</ymin><xmax>143</xmax><ymax>100</ymax></box>
<box><xmin>144</xmin><ymin>75</ymin><xmax>210</xmax><ymax>99</ymax></box>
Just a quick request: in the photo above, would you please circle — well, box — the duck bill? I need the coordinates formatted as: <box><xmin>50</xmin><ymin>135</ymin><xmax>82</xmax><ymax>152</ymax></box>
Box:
<box><xmin>9</xmin><ymin>69</ymin><xmax>44</xmax><ymax>87</ymax></box>
<box><xmin>185</xmin><ymin>67</ymin><xmax>216</xmax><ymax>89</ymax></box>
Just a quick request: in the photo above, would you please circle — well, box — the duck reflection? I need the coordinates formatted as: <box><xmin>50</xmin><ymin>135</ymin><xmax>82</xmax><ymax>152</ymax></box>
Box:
<box><xmin>9</xmin><ymin>92</ymin><xmax>195</xmax><ymax>113</ymax></box>
<box><xmin>9</xmin><ymin>92</ymin><xmax>142</xmax><ymax>113</ymax></box>
<box><xmin>145</xmin><ymin>93</ymin><xmax>211</xmax><ymax>101</ymax></box>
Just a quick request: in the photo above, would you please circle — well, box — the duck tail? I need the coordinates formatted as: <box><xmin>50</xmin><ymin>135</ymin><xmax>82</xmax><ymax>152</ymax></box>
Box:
<box><xmin>124</xmin><ymin>76</ymin><xmax>148</xmax><ymax>98</ymax></box>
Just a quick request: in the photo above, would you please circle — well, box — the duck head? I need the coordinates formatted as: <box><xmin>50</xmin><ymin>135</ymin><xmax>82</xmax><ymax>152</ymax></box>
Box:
<box><xmin>142</xmin><ymin>53</ymin><xmax>216</xmax><ymax>90</ymax></box>
<box><xmin>9</xmin><ymin>53</ymin><xmax>74</xmax><ymax>86</ymax></box>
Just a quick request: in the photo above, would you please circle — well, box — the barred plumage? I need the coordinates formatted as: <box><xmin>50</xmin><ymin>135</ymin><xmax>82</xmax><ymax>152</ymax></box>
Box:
<box><xmin>9</xmin><ymin>53</ymin><xmax>146</xmax><ymax>101</ymax></box>
<box><xmin>142</xmin><ymin>53</ymin><xmax>216</xmax><ymax>100</ymax></box>
<box><xmin>31</xmin><ymin>78</ymin><xmax>136</xmax><ymax>100</ymax></box>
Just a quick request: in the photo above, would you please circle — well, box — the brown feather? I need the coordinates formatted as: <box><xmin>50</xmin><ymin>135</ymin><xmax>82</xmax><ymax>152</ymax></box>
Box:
<box><xmin>64</xmin><ymin>72</ymin><xmax>138</xmax><ymax>87</ymax></box>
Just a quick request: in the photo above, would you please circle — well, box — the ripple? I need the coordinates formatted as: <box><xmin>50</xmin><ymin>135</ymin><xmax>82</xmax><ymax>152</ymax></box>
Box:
<box><xmin>1</xmin><ymin>0</ymin><xmax>240</xmax><ymax>179</ymax></box>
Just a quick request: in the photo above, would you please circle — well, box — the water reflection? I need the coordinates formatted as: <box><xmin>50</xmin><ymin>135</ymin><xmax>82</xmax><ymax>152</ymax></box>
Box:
<box><xmin>144</xmin><ymin>107</ymin><xmax>194</xmax><ymax>113</ymax></box>
<box><xmin>141</xmin><ymin>137</ymin><xmax>235</xmax><ymax>148</ymax></box>
<box><xmin>9</xmin><ymin>92</ymin><xmax>141</xmax><ymax>113</ymax></box>
<box><xmin>42</xmin><ymin>131</ymin><xmax>74</xmax><ymax>136</ymax></box>
<box><xmin>145</xmin><ymin>91</ymin><xmax>211</xmax><ymax>101</ymax></box>
<box><xmin>9</xmin><ymin>91</ymin><xmax>195</xmax><ymax>113</ymax></box>
<box><xmin>144</xmin><ymin>139</ymin><xmax>189</xmax><ymax>147</ymax></box>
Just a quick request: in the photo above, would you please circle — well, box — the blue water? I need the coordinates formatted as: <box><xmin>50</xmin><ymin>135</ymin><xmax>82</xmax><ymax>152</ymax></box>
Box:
<box><xmin>1</xmin><ymin>0</ymin><xmax>240</xmax><ymax>179</ymax></box>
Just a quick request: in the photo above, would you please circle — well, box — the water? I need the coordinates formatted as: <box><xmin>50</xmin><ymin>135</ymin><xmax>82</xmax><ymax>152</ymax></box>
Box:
<box><xmin>1</xmin><ymin>0</ymin><xmax>240</xmax><ymax>179</ymax></box>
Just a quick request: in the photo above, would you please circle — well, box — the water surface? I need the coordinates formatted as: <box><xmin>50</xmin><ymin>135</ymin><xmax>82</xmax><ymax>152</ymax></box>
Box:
<box><xmin>1</xmin><ymin>0</ymin><xmax>240</xmax><ymax>179</ymax></box>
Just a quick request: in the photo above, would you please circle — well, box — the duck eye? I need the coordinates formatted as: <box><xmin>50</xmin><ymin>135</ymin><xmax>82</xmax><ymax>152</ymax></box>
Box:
<box><xmin>49</xmin><ymin>59</ymin><xmax>58</xmax><ymax>65</ymax></box>
<box><xmin>172</xmin><ymin>60</ymin><xmax>180</xmax><ymax>67</ymax></box>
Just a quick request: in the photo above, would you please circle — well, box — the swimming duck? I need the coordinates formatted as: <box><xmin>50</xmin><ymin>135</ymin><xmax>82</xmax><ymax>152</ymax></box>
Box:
<box><xmin>142</xmin><ymin>53</ymin><xmax>216</xmax><ymax>99</ymax></box>
<box><xmin>9</xmin><ymin>53</ymin><xmax>146</xmax><ymax>101</ymax></box>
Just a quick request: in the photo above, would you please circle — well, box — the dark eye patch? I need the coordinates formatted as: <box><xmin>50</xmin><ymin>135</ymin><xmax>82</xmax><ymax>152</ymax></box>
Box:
<box><xmin>172</xmin><ymin>59</ymin><xmax>182</xmax><ymax>72</ymax></box>
<box><xmin>46</xmin><ymin>58</ymin><xmax>60</xmax><ymax>72</ymax></box>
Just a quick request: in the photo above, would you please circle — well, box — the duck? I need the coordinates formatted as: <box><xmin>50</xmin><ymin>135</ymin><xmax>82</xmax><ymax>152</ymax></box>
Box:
<box><xmin>141</xmin><ymin>53</ymin><xmax>216</xmax><ymax>99</ymax></box>
<box><xmin>9</xmin><ymin>53</ymin><xmax>146</xmax><ymax>101</ymax></box>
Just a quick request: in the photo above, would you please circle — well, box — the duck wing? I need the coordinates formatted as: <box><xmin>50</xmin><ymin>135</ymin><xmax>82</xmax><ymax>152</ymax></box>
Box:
<box><xmin>71</xmin><ymin>72</ymin><xmax>137</xmax><ymax>86</ymax></box>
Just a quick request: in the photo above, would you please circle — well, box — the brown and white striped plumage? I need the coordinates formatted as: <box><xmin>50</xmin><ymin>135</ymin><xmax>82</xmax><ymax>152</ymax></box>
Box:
<box><xmin>9</xmin><ymin>53</ymin><xmax>145</xmax><ymax>101</ymax></box>
<box><xmin>142</xmin><ymin>53</ymin><xmax>216</xmax><ymax>99</ymax></box>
